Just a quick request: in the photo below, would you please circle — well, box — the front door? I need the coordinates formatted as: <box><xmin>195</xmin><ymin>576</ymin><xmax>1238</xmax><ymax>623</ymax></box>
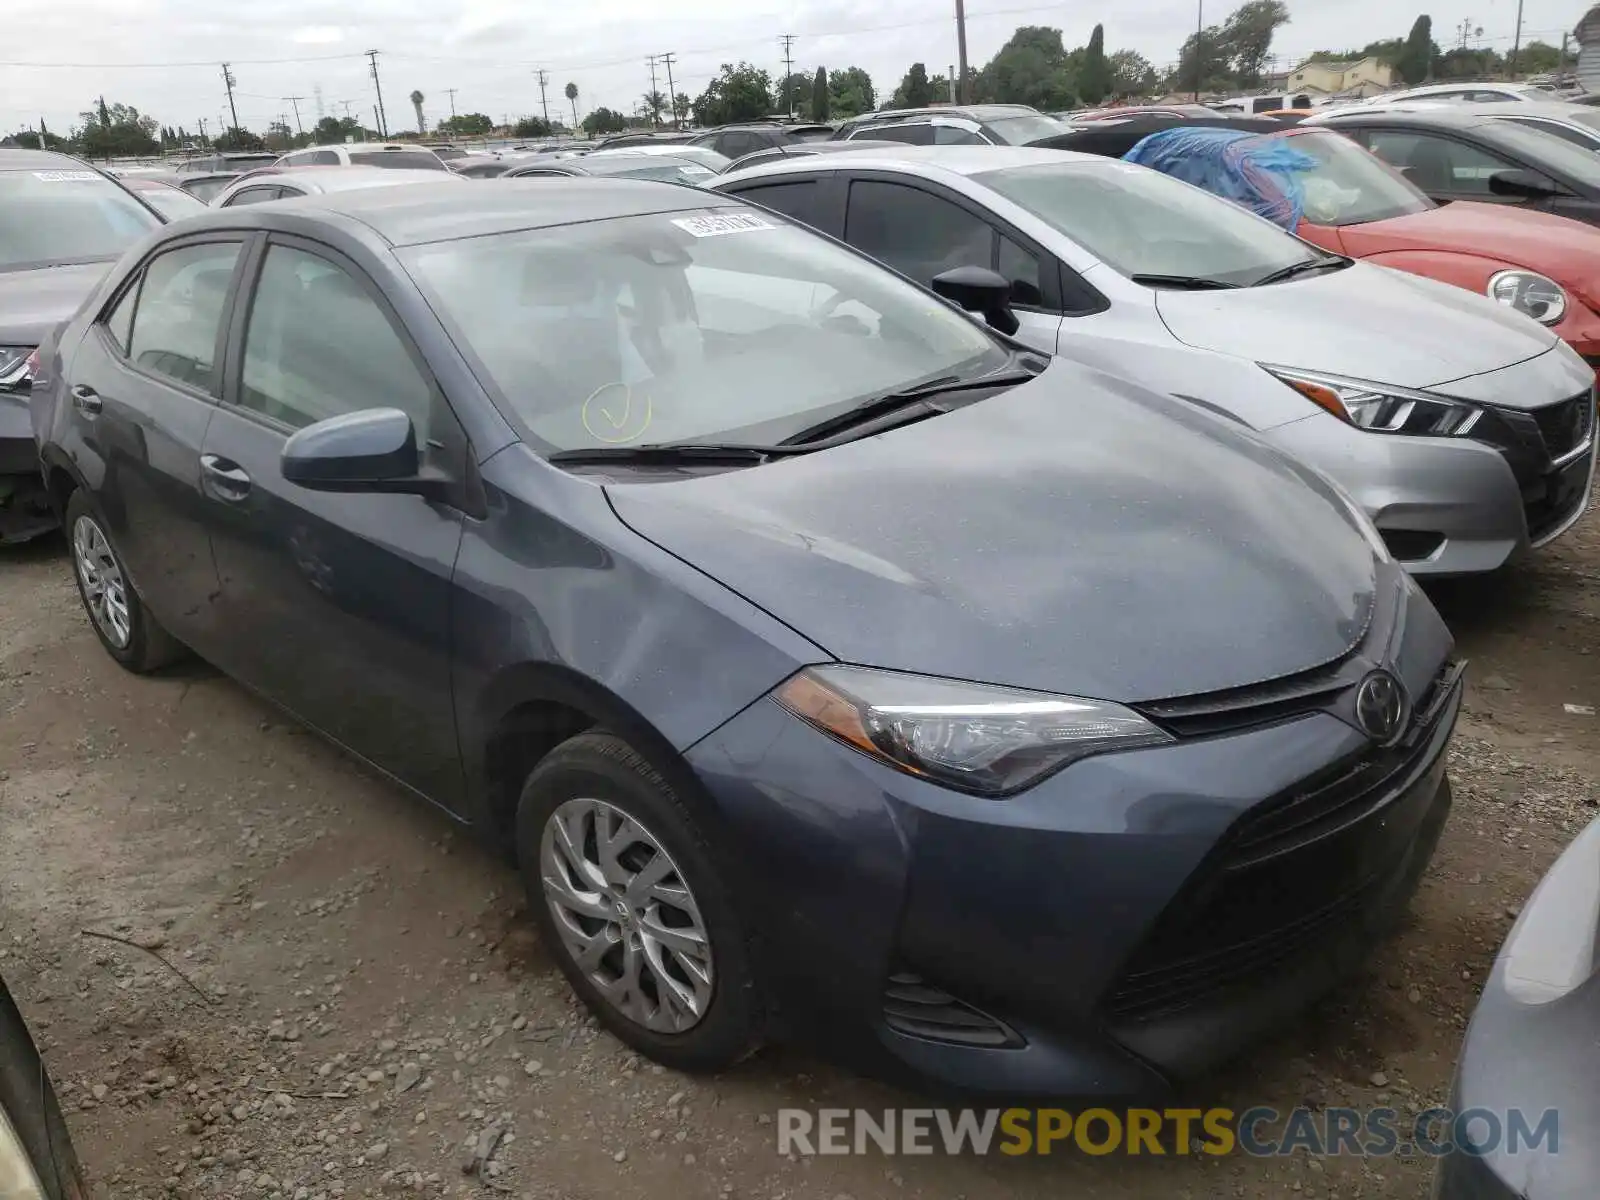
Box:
<box><xmin>61</xmin><ymin>237</ymin><xmax>246</xmax><ymax>650</ymax></box>
<box><xmin>198</xmin><ymin>236</ymin><xmax>469</xmax><ymax>808</ymax></box>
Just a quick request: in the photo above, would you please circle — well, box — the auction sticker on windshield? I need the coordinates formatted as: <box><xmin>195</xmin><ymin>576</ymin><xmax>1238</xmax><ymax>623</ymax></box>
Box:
<box><xmin>33</xmin><ymin>171</ymin><xmax>102</xmax><ymax>182</ymax></box>
<box><xmin>672</xmin><ymin>211</ymin><xmax>779</xmax><ymax>237</ymax></box>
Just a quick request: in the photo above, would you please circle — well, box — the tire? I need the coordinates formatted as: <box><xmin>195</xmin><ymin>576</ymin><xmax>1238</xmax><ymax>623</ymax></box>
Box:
<box><xmin>515</xmin><ymin>732</ymin><xmax>760</xmax><ymax>1072</ymax></box>
<box><xmin>0</xmin><ymin>980</ymin><xmax>86</xmax><ymax>1200</ymax></box>
<box><xmin>64</xmin><ymin>489</ymin><xmax>185</xmax><ymax>674</ymax></box>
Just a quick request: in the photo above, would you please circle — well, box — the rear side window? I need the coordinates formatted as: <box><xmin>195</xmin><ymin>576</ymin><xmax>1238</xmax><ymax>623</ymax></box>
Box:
<box><xmin>728</xmin><ymin>180</ymin><xmax>823</xmax><ymax>228</ymax></box>
<box><xmin>240</xmin><ymin>244</ymin><xmax>432</xmax><ymax>435</ymax></box>
<box><xmin>223</xmin><ymin>186</ymin><xmax>282</xmax><ymax>207</ymax></box>
<box><xmin>933</xmin><ymin>125</ymin><xmax>987</xmax><ymax>145</ymax></box>
<box><xmin>127</xmin><ymin>241</ymin><xmax>242</xmax><ymax>391</ymax></box>
<box><xmin>868</xmin><ymin>125</ymin><xmax>936</xmax><ymax>146</ymax></box>
<box><xmin>349</xmin><ymin>150</ymin><xmax>444</xmax><ymax>170</ymax></box>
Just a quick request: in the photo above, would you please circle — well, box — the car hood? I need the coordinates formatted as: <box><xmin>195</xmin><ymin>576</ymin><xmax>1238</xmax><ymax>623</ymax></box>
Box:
<box><xmin>0</xmin><ymin>260</ymin><xmax>113</xmax><ymax>346</ymax></box>
<box><xmin>607</xmin><ymin>361</ymin><xmax>1381</xmax><ymax>703</ymax></box>
<box><xmin>1337</xmin><ymin>202</ymin><xmax>1600</xmax><ymax>297</ymax></box>
<box><xmin>1155</xmin><ymin>259</ymin><xmax>1556</xmax><ymax>390</ymax></box>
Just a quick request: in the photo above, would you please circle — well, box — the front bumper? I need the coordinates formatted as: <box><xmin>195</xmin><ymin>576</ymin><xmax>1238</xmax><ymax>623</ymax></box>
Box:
<box><xmin>686</xmin><ymin>637</ymin><xmax>1461</xmax><ymax>1098</ymax></box>
<box><xmin>0</xmin><ymin>393</ymin><xmax>54</xmax><ymax>545</ymax></box>
<box><xmin>1434</xmin><ymin>818</ymin><xmax>1600</xmax><ymax>1199</ymax></box>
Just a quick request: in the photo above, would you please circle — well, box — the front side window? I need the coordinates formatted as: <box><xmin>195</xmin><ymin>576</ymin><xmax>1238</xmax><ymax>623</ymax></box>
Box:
<box><xmin>846</xmin><ymin>180</ymin><xmax>993</xmax><ymax>283</ymax></box>
<box><xmin>127</xmin><ymin>241</ymin><xmax>242</xmax><ymax>390</ymax></box>
<box><xmin>1364</xmin><ymin>131</ymin><xmax>1534</xmax><ymax>195</ymax></box>
<box><xmin>402</xmin><ymin>206</ymin><xmax>1001</xmax><ymax>453</ymax></box>
<box><xmin>933</xmin><ymin>124</ymin><xmax>988</xmax><ymax>146</ymax></box>
<box><xmin>867</xmin><ymin>125</ymin><xmax>935</xmax><ymax>146</ymax></box>
<box><xmin>240</xmin><ymin>245</ymin><xmax>433</xmax><ymax>434</ymax></box>
<box><xmin>103</xmin><ymin>281</ymin><xmax>138</xmax><ymax>354</ymax></box>
<box><xmin>0</xmin><ymin>168</ymin><xmax>162</xmax><ymax>272</ymax></box>
<box><xmin>224</xmin><ymin>187</ymin><xmax>282</xmax><ymax>207</ymax></box>
<box><xmin>975</xmin><ymin>160</ymin><xmax>1324</xmax><ymax>287</ymax></box>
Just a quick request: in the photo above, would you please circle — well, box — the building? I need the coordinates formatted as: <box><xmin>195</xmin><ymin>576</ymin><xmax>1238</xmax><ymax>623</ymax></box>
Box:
<box><xmin>1578</xmin><ymin>5</ymin><xmax>1600</xmax><ymax>94</ymax></box>
<box><xmin>1285</xmin><ymin>56</ymin><xmax>1396</xmax><ymax>98</ymax></box>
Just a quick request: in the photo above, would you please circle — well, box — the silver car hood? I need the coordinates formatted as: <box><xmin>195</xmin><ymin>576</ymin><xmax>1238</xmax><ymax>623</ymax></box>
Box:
<box><xmin>1154</xmin><ymin>261</ymin><xmax>1558</xmax><ymax>392</ymax></box>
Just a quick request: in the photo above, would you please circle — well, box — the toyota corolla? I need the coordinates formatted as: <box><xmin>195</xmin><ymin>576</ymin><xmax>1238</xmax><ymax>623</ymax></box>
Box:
<box><xmin>32</xmin><ymin>180</ymin><xmax>1462</xmax><ymax>1096</ymax></box>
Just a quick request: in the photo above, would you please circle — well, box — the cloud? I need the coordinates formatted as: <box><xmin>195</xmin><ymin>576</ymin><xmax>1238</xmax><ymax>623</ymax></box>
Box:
<box><xmin>292</xmin><ymin>26</ymin><xmax>345</xmax><ymax>45</ymax></box>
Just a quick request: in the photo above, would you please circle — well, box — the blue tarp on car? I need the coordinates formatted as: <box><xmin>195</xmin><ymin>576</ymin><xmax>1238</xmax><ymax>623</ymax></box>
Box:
<box><xmin>1122</xmin><ymin>127</ymin><xmax>1319</xmax><ymax>231</ymax></box>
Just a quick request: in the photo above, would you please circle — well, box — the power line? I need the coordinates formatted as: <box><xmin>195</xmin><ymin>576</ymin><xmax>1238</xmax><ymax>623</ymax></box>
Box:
<box><xmin>366</xmin><ymin>49</ymin><xmax>388</xmax><ymax>139</ymax></box>
<box><xmin>778</xmin><ymin>34</ymin><xmax>795</xmax><ymax>116</ymax></box>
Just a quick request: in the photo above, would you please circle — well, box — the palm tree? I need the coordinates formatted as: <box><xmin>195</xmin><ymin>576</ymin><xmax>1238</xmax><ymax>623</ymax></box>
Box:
<box><xmin>409</xmin><ymin>90</ymin><xmax>425</xmax><ymax>135</ymax></box>
<box><xmin>565</xmin><ymin>82</ymin><xmax>579</xmax><ymax>131</ymax></box>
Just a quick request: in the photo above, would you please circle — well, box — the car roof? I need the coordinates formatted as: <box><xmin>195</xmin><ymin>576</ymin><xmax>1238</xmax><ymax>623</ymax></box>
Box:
<box><xmin>1399</xmin><ymin>100</ymin><xmax>1600</xmax><ymax>122</ymax></box>
<box><xmin>189</xmin><ymin>178</ymin><xmax>733</xmax><ymax>246</ymax></box>
<box><xmin>719</xmin><ymin>144</ymin><xmax>1101</xmax><ymax>185</ymax></box>
<box><xmin>0</xmin><ymin>147</ymin><xmax>94</xmax><ymax>172</ymax></box>
<box><xmin>1314</xmin><ymin>106</ymin><xmax>1495</xmax><ymax>131</ymax></box>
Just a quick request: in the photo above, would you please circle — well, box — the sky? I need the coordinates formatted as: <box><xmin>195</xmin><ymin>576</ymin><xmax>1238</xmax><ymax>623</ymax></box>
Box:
<box><xmin>5</xmin><ymin>0</ymin><xmax>1592</xmax><ymax>139</ymax></box>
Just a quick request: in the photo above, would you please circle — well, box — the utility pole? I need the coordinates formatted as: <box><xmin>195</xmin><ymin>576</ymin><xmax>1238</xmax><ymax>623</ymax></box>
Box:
<box><xmin>948</xmin><ymin>63</ymin><xmax>957</xmax><ymax>103</ymax></box>
<box><xmin>221</xmin><ymin>63</ymin><xmax>241</xmax><ymax>135</ymax></box>
<box><xmin>366</xmin><ymin>50</ymin><xmax>388</xmax><ymax>138</ymax></box>
<box><xmin>284</xmin><ymin>96</ymin><xmax>305</xmax><ymax>136</ymax></box>
<box><xmin>1561</xmin><ymin>31</ymin><xmax>1571</xmax><ymax>73</ymax></box>
<box><xmin>660</xmin><ymin>53</ymin><xmax>678</xmax><ymax>128</ymax></box>
<box><xmin>1508</xmin><ymin>0</ymin><xmax>1525</xmax><ymax>74</ymax></box>
<box><xmin>1193</xmin><ymin>0</ymin><xmax>1203</xmax><ymax>101</ymax></box>
<box><xmin>536</xmin><ymin>69</ymin><xmax>550</xmax><ymax>126</ymax></box>
<box><xmin>446</xmin><ymin>88</ymin><xmax>458</xmax><ymax>119</ymax></box>
<box><xmin>197</xmin><ymin>116</ymin><xmax>208</xmax><ymax>147</ymax></box>
<box><xmin>779</xmin><ymin>35</ymin><xmax>796</xmax><ymax>116</ymax></box>
<box><xmin>646</xmin><ymin>55</ymin><xmax>661</xmax><ymax>127</ymax></box>
<box><xmin>954</xmin><ymin>0</ymin><xmax>970</xmax><ymax>104</ymax></box>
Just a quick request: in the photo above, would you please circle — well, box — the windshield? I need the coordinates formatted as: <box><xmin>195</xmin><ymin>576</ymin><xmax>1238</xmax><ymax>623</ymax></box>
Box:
<box><xmin>402</xmin><ymin>207</ymin><xmax>1002</xmax><ymax>453</ymax></box>
<box><xmin>349</xmin><ymin>150</ymin><xmax>446</xmax><ymax>170</ymax></box>
<box><xmin>983</xmin><ymin>113</ymin><xmax>1071</xmax><ymax>145</ymax></box>
<box><xmin>132</xmin><ymin>183</ymin><xmax>207</xmax><ymax>220</ymax></box>
<box><xmin>976</xmin><ymin>160</ymin><xmax>1325</xmax><ymax>286</ymax></box>
<box><xmin>0</xmin><ymin>169</ymin><xmax>162</xmax><ymax>271</ymax></box>
<box><xmin>1275</xmin><ymin>130</ymin><xmax>1433</xmax><ymax>225</ymax></box>
<box><xmin>597</xmin><ymin>161</ymin><xmax>716</xmax><ymax>185</ymax></box>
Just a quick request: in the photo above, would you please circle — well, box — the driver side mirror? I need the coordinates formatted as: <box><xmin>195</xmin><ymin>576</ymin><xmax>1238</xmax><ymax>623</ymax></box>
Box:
<box><xmin>1488</xmin><ymin>168</ymin><xmax>1563</xmax><ymax>201</ymax></box>
<box><xmin>281</xmin><ymin>407</ymin><xmax>451</xmax><ymax>502</ymax></box>
<box><xmin>930</xmin><ymin>266</ymin><xmax>1020</xmax><ymax>336</ymax></box>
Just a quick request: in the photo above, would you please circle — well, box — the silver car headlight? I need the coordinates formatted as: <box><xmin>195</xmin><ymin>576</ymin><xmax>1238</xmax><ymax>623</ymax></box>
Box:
<box><xmin>1264</xmin><ymin>367</ymin><xmax>1481</xmax><ymax>437</ymax></box>
<box><xmin>1501</xmin><ymin>817</ymin><xmax>1600</xmax><ymax>1005</ymax></box>
<box><xmin>0</xmin><ymin>1102</ymin><xmax>47</xmax><ymax>1200</ymax></box>
<box><xmin>1487</xmin><ymin>270</ymin><xmax>1566</xmax><ymax>326</ymax></box>
<box><xmin>0</xmin><ymin>347</ymin><xmax>33</xmax><ymax>391</ymax></box>
<box><xmin>775</xmin><ymin>665</ymin><xmax>1173</xmax><ymax>796</ymax></box>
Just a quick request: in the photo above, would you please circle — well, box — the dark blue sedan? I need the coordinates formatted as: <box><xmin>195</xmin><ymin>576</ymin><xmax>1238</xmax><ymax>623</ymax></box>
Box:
<box><xmin>30</xmin><ymin>179</ymin><xmax>1462</xmax><ymax>1097</ymax></box>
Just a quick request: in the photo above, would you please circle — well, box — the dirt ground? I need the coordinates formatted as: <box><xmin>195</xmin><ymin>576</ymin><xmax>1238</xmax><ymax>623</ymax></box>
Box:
<box><xmin>3</xmin><ymin>512</ymin><xmax>1598</xmax><ymax>1200</ymax></box>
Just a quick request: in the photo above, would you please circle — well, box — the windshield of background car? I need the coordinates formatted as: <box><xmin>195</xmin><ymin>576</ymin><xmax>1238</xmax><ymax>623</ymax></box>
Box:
<box><xmin>983</xmin><ymin>114</ymin><xmax>1071</xmax><ymax>144</ymax></box>
<box><xmin>0</xmin><ymin>169</ymin><xmax>162</xmax><ymax>271</ymax></box>
<box><xmin>133</xmin><ymin>183</ymin><xmax>208</xmax><ymax>220</ymax></box>
<box><xmin>349</xmin><ymin>151</ymin><xmax>446</xmax><ymax>170</ymax></box>
<box><xmin>1276</xmin><ymin>130</ymin><xmax>1434</xmax><ymax>224</ymax></box>
<box><xmin>976</xmin><ymin>160</ymin><xmax>1322</xmax><ymax>285</ymax></box>
<box><xmin>1488</xmin><ymin>121</ymin><xmax>1600</xmax><ymax>188</ymax></box>
<box><xmin>403</xmin><ymin>207</ymin><xmax>1002</xmax><ymax>452</ymax></box>
<box><xmin>602</xmin><ymin>162</ymin><xmax>716</xmax><ymax>185</ymax></box>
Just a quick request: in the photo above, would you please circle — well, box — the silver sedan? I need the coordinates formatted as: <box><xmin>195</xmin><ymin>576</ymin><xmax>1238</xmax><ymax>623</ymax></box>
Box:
<box><xmin>713</xmin><ymin>146</ymin><xmax>1595</xmax><ymax>576</ymax></box>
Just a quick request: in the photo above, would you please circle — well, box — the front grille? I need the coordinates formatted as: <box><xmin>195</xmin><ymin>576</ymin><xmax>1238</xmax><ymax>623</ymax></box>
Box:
<box><xmin>882</xmin><ymin>972</ymin><xmax>1024</xmax><ymax>1049</ymax></box>
<box><xmin>1105</xmin><ymin>661</ymin><xmax>1461</xmax><ymax>1024</ymax></box>
<box><xmin>1531</xmin><ymin>392</ymin><xmax>1594</xmax><ymax>463</ymax></box>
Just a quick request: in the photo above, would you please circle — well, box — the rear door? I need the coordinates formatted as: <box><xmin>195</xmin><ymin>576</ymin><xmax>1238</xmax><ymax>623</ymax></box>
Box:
<box><xmin>60</xmin><ymin>235</ymin><xmax>246</xmax><ymax>650</ymax></box>
<box><xmin>198</xmin><ymin>234</ymin><xmax>470</xmax><ymax>806</ymax></box>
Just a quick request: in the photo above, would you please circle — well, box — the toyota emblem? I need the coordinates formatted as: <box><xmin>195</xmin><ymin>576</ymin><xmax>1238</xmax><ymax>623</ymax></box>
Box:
<box><xmin>1354</xmin><ymin>670</ymin><xmax>1407</xmax><ymax>744</ymax></box>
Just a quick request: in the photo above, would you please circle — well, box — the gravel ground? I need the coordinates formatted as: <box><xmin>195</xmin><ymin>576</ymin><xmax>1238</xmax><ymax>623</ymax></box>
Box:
<box><xmin>2</xmin><ymin>514</ymin><xmax>1598</xmax><ymax>1200</ymax></box>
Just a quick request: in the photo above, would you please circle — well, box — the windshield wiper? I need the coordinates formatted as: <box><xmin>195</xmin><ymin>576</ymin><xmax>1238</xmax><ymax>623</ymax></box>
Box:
<box><xmin>780</xmin><ymin>367</ymin><xmax>1041</xmax><ymax>446</ymax></box>
<box><xmin>1251</xmin><ymin>256</ymin><xmax>1353</xmax><ymax>287</ymax></box>
<box><xmin>1129</xmin><ymin>273</ymin><xmax>1242</xmax><ymax>290</ymax></box>
<box><xmin>548</xmin><ymin>442</ymin><xmax>805</xmax><ymax>466</ymax></box>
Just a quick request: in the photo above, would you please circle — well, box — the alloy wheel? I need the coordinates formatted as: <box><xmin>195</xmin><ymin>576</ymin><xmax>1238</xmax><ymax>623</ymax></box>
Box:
<box><xmin>539</xmin><ymin>797</ymin><xmax>714</xmax><ymax>1033</ymax></box>
<box><xmin>72</xmin><ymin>515</ymin><xmax>131</xmax><ymax>649</ymax></box>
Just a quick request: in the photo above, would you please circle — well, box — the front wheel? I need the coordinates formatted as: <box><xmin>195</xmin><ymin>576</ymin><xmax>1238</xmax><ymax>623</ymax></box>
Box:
<box><xmin>515</xmin><ymin>732</ymin><xmax>760</xmax><ymax>1072</ymax></box>
<box><xmin>64</xmin><ymin>490</ymin><xmax>184</xmax><ymax>673</ymax></box>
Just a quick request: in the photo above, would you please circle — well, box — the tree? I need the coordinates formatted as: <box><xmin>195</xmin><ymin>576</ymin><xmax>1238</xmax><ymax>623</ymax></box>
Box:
<box><xmin>690</xmin><ymin>63</ymin><xmax>773</xmax><ymax>126</ymax></box>
<box><xmin>312</xmin><ymin>115</ymin><xmax>346</xmax><ymax>144</ymax></box>
<box><xmin>777</xmin><ymin>71</ymin><xmax>811</xmax><ymax>116</ymax></box>
<box><xmin>265</xmin><ymin>121</ymin><xmax>294</xmax><ymax>151</ymax></box>
<box><xmin>972</xmin><ymin>29</ymin><xmax>1077</xmax><ymax>110</ymax></box>
<box><xmin>215</xmin><ymin>126</ymin><xmax>265</xmax><ymax>151</ymax></box>
<box><xmin>642</xmin><ymin>90</ymin><xmax>666</xmax><ymax>127</ymax></box>
<box><xmin>1174</xmin><ymin>26</ymin><xmax>1234</xmax><ymax>95</ymax></box>
<box><xmin>893</xmin><ymin>63</ymin><xmax>936</xmax><ymax>107</ymax></box>
<box><xmin>1436</xmin><ymin>46</ymin><xmax>1502</xmax><ymax>79</ymax></box>
<box><xmin>565</xmin><ymin>82</ymin><xmax>579</xmax><ymax>130</ymax></box>
<box><xmin>1079</xmin><ymin>23</ymin><xmax>1111</xmax><ymax>104</ymax></box>
<box><xmin>827</xmin><ymin>66</ymin><xmax>875</xmax><ymax>117</ymax></box>
<box><xmin>409</xmin><ymin>90</ymin><xmax>426</xmax><ymax>135</ymax></box>
<box><xmin>1220</xmin><ymin>0</ymin><xmax>1290</xmax><ymax>86</ymax></box>
<box><xmin>1512</xmin><ymin>40</ymin><xmax>1562</xmax><ymax>75</ymax></box>
<box><xmin>811</xmin><ymin>67</ymin><xmax>829</xmax><ymax>122</ymax></box>
<box><xmin>436</xmin><ymin>112</ymin><xmax>493</xmax><ymax>136</ymax></box>
<box><xmin>76</xmin><ymin>98</ymin><xmax>159</xmax><ymax>159</ymax></box>
<box><xmin>580</xmin><ymin>107</ymin><xmax>627</xmax><ymax>135</ymax></box>
<box><xmin>1108</xmin><ymin>49</ymin><xmax>1159</xmax><ymax>96</ymax></box>
<box><xmin>1395</xmin><ymin>15</ymin><xmax>1436</xmax><ymax>85</ymax></box>
<box><xmin>513</xmin><ymin>115</ymin><xmax>554</xmax><ymax>138</ymax></box>
<box><xmin>673</xmin><ymin>93</ymin><xmax>691</xmax><ymax>125</ymax></box>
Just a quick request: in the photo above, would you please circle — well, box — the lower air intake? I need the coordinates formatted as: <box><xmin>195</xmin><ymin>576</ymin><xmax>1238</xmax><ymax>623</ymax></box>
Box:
<box><xmin>882</xmin><ymin>972</ymin><xmax>1024</xmax><ymax>1049</ymax></box>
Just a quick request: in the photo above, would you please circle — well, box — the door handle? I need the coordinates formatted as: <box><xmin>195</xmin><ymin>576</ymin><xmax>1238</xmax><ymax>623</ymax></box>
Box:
<box><xmin>200</xmin><ymin>453</ymin><xmax>252</xmax><ymax>501</ymax></box>
<box><xmin>70</xmin><ymin>384</ymin><xmax>102</xmax><ymax>414</ymax></box>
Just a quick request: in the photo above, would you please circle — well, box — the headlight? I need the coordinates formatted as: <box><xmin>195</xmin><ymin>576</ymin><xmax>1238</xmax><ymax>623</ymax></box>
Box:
<box><xmin>774</xmin><ymin>665</ymin><xmax>1173</xmax><ymax>796</ymax></box>
<box><xmin>0</xmin><ymin>347</ymin><xmax>33</xmax><ymax>391</ymax></box>
<box><xmin>1264</xmin><ymin>367</ymin><xmax>1481</xmax><ymax>437</ymax></box>
<box><xmin>1487</xmin><ymin>270</ymin><xmax>1566</xmax><ymax>326</ymax></box>
<box><xmin>0</xmin><ymin>1101</ymin><xmax>47</xmax><ymax>1200</ymax></box>
<box><xmin>1501</xmin><ymin>817</ymin><xmax>1600</xmax><ymax>1005</ymax></box>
